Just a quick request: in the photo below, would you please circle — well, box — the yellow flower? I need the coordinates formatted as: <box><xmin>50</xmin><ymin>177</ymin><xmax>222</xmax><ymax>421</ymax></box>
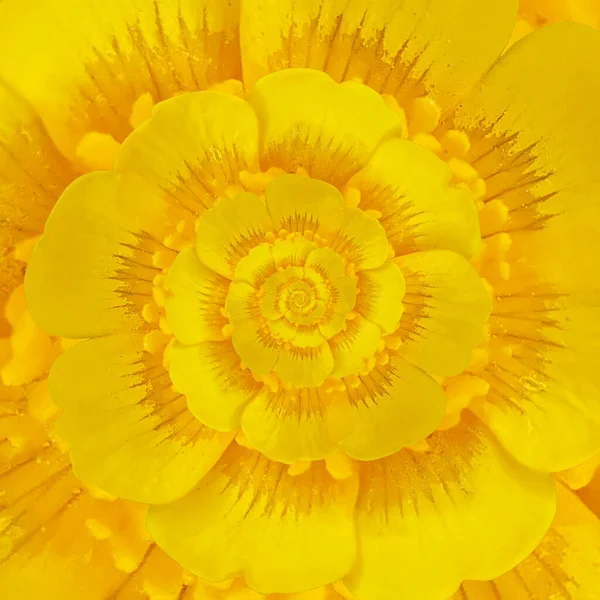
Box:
<box><xmin>1</xmin><ymin>1</ymin><xmax>600</xmax><ymax>599</ymax></box>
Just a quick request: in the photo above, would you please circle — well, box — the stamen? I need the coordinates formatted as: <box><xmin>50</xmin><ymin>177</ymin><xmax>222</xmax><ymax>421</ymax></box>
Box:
<box><xmin>409</xmin><ymin>96</ymin><xmax>441</xmax><ymax>136</ymax></box>
<box><xmin>441</xmin><ymin>129</ymin><xmax>471</xmax><ymax>158</ymax></box>
<box><xmin>325</xmin><ymin>451</ymin><xmax>355</xmax><ymax>480</ymax></box>
<box><xmin>287</xmin><ymin>461</ymin><xmax>311</xmax><ymax>476</ymax></box>
<box><xmin>129</xmin><ymin>92</ymin><xmax>154</xmax><ymax>129</ymax></box>
<box><xmin>75</xmin><ymin>132</ymin><xmax>120</xmax><ymax>171</ymax></box>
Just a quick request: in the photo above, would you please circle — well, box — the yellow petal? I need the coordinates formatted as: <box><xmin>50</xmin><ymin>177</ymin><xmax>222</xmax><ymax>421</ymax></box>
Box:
<box><xmin>477</xmin><ymin>318</ymin><xmax>600</xmax><ymax>472</ymax></box>
<box><xmin>327</xmin><ymin>355</ymin><xmax>446</xmax><ymax>459</ymax></box>
<box><xmin>294</xmin><ymin>325</ymin><xmax>326</xmax><ymax>348</ymax></box>
<box><xmin>195</xmin><ymin>193</ymin><xmax>273</xmax><ymax>279</ymax></box>
<box><xmin>264</xmin><ymin>174</ymin><xmax>345</xmax><ymax>238</ymax></box>
<box><xmin>249</xmin><ymin>69</ymin><xmax>404</xmax><ymax>187</ymax></box>
<box><xmin>355</xmin><ymin>262</ymin><xmax>405</xmax><ymax>334</ymax></box>
<box><xmin>25</xmin><ymin>172</ymin><xmax>170</xmax><ymax>338</ymax></box>
<box><xmin>226</xmin><ymin>282</ymin><xmax>261</xmax><ymax>326</ymax></box>
<box><xmin>0</xmin><ymin>435</ymin><xmax>126</xmax><ymax>597</ymax></box>
<box><xmin>147</xmin><ymin>446</ymin><xmax>358</xmax><ymax>593</ymax></box>
<box><xmin>169</xmin><ymin>341</ymin><xmax>261</xmax><ymax>432</ymax></box>
<box><xmin>330</xmin><ymin>207</ymin><xmax>390</xmax><ymax>271</ymax></box>
<box><xmin>267</xmin><ymin>316</ymin><xmax>299</xmax><ymax>342</ymax></box>
<box><xmin>165</xmin><ymin>247</ymin><xmax>230</xmax><ymax>345</ymax></box>
<box><xmin>0</xmin><ymin>0</ymin><xmax>242</xmax><ymax>163</ymax></box>
<box><xmin>270</xmin><ymin>237</ymin><xmax>319</xmax><ymax>269</ymax></box>
<box><xmin>0</xmin><ymin>83</ymin><xmax>76</xmax><ymax>252</ymax></box>
<box><xmin>454</xmin><ymin>482</ymin><xmax>600</xmax><ymax>600</ymax></box>
<box><xmin>116</xmin><ymin>91</ymin><xmax>260</xmax><ymax>214</ymax></box>
<box><xmin>240</xmin><ymin>0</ymin><xmax>517</xmax><ymax>110</ymax></box>
<box><xmin>241</xmin><ymin>387</ymin><xmax>336</xmax><ymax>463</ymax></box>
<box><xmin>345</xmin><ymin>412</ymin><xmax>556</xmax><ymax>600</ymax></box>
<box><xmin>349</xmin><ymin>138</ymin><xmax>480</xmax><ymax>258</ymax></box>
<box><xmin>456</xmin><ymin>23</ymin><xmax>600</xmax><ymax>471</ymax></box>
<box><xmin>232</xmin><ymin>321</ymin><xmax>281</xmax><ymax>376</ymax></box>
<box><xmin>275</xmin><ymin>343</ymin><xmax>334</xmax><ymax>388</ymax></box>
<box><xmin>396</xmin><ymin>250</ymin><xmax>492</xmax><ymax>376</ymax></box>
<box><xmin>234</xmin><ymin>243</ymin><xmax>276</xmax><ymax>287</ymax></box>
<box><xmin>319</xmin><ymin>277</ymin><xmax>359</xmax><ymax>339</ymax></box>
<box><xmin>49</xmin><ymin>333</ymin><xmax>233</xmax><ymax>503</ymax></box>
<box><xmin>305</xmin><ymin>247</ymin><xmax>346</xmax><ymax>281</ymax></box>
<box><xmin>328</xmin><ymin>316</ymin><xmax>381</xmax><ymax>379</ymax></box>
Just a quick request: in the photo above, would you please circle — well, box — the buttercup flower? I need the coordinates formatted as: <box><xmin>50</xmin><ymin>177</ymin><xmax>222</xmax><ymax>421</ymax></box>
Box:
<box><xmin>1</xmin><ymin>0</ymin><xmax>600</xmax><ymax>599</ymax></box>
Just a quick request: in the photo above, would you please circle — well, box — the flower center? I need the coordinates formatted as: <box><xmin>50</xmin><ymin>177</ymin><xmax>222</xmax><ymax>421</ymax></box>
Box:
<box><xmin>223</xmin><ymin>230</ymin><xmax>361</xmax><ymax>383</ymax></box>
<box><xmin>275</xmin><ymin>272</ymin><xmax>321</xmax><ymax>319</ymax></box>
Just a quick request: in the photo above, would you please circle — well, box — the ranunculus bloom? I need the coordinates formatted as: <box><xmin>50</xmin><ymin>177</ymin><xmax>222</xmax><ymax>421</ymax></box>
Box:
<box><xmin>1</xmin><ymin>1</ymin><xmax>599</xmax><ymax>599</ymax></box>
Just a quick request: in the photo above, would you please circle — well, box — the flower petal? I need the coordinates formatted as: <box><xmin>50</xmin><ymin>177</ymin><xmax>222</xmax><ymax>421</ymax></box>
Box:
<box><xmin>249</xmin><ymin>69</ymin><xmax>404</xmax><ymax>187</ymax></box>
<box><xmin>234</xmin><ymin>243</ymin><xmax>276</xmax><ymax>287</ymax></box>
<box><xmin>49</xmin><ymin>333</ymin><xmax>233</xmax><ymax>503</ymax></box>
<box><xmin>240</xmin><ymin>0</ymin><xmax>517</xmax><ymax>110</ymax></box>
<box><xmin>168</xmin><ymin>341</ymin><xmax>262</xmax><ymax>432</ymax></box>
<box><xmin>0</xmin><ymin>83</ymin><xmax>76</xmax><ymax>248</ymax></box>
<box><xmin>454</xmin><ymin>482</ymin><xmax>600</xmax><ymax>600</ymax></box>
<box><xmin>267</xmin><ymin>316</ymin><xmax>299</xmax><ymax>341</ymax></box>
<box><xmin>305</xmin><ymin>247</ymin><xmax>346</xmax><ymax>281</ymax></box>
<box><xmin>395</xmin><ymin>250</ymin><xmax>492</xmax><ymax>377</ymax></box>
<box><xmin>241</xmin><ymin>387</ymin><xmax>336</xmax><ymax>463</ymax></box>
<box><xmin>293</xmin><ymin>325</ymin><xmax>326</xmax><ymax>348</ymax></box>
<box><xmin>264</xmin><ymin>174</ymin><xmax>345</xmax><ymax>238</ymax></box>
<box><xmin>330</xmin><ymin>208</ymin><xmax>390</xmax><ymax>271</ymax></box>
<box><xmin>455</xmin><ymin>23</ymin><xmax>600</xmax><ymax>471</ymax></box>
<box><xmin>328</xmin><ymin>316</ymin><xmax>381</xmax><ymax>379</ymax></box>
<box><xmin>165</xmin><ymin>247</ymin><xmax>230</xmax><ymax>345</ymax></box>
<box><xmin>25</xmin><ymin>172</ymin><xmax>170</xmax><ymax>338</ymax></box>
<box><xmin>327</xmin><ymin>354</ymin><xmax>446</xmax><ymax>459</ymax></box>
<box><xmin>319</xmin><ymin>277</ymin><xmax>359</xmax><ymax>339</ymax></box>
<box><xmin>147</xmin><ymin>445</ymin><xmax>358</xmax><ymax>593</ymax></box>
<box><xmin>195</xmin><ymin>193</ymin><xmax>273</xmax><ymax>279</ymax></box>
<box><xmin>232</xmin><ymin>320</ymin><xmax>281</xmax><ymax>376</ymax></box>
<box><xmin>275</xmin><ymin>343</ymin><xmax>334</xmax><ymax>388</ymax></box>
<box><xmin>226</xmin><ymin>282</ymin><xmax>262</xmax><ymax>325</ymax></box>
<box><xmin>0</xmin><ymin>412</ymin><xmax>127</xmax><ymax>597</ymax></box>
<box><xmin>116</xmin><ymin>91</ymin><xmax>260</xmax><ymax>215</ymax></box>
<box><xmin>349</xmin><ymin>138</ymin><xmax>480</xmax><ymax>258</ymax></box>
<box><xmin>345</xmin><ymin>412</ymin><xmax>556</xmax><ymax>600</ymax></box>
<box><xmin>0</xmin><ymin>0</ymin><xmax>242</xmax><ymax>163</ymax></box>
<box><xmin>355</xmin><ymin>261</ymin><xmax>405</xmax><ymax>334</ymax></box>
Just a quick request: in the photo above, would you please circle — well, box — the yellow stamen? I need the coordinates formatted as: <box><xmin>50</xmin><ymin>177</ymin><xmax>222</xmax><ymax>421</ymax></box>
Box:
<box><xmin>129</xmin><ymin>92</ymin><xmax>154</xmax><ymax>129</ymax></box>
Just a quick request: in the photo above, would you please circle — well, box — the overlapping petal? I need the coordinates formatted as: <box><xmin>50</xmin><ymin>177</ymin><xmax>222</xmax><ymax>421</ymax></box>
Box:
<box><xmin>240</xmin><ymin>0</ymin><xmax>517</xmax><ymax>111</ymax></box>
<box><xmin>455</xmin><ymin>22</ymin><xmax>600</xmax><ymax>471</ymax></box>
<box><xmin>248</xmin><ymin>68</ymin><xmax>405</xmax><ymax>186</ymax></box>
<box><xmin>345</xmin><ymin>412</ymin><xmax>556</xmax><ymax>600</ymax></box>
<box><xmin>116</xmin><ymin>91</ymin><xmax>261</xmax><ymax>218</ymax></box>
<box><xmin>25</xmin><ymin>172</ymin><xmax>158</xmax><ymax>338</ymax></box>
<box><xmin>169</xmin><ymin>340</ymin><xmax>262</xmax><ymax>432</ymax></box>
<box><xmin>395</xmin><ymin>250</ymin><xmax>493</xmax><ymax>377</ymax></box>
<box><xmin>49</xmin><ymin>333</ymin><xmax>234</xmax><ymax>503</ymax></box>
<box><xmin>327</xmin><ymin>354</ymin><xmax>447</xmax><ymax>460</ymax></box>
<box><xmin>0</xmin><ymin>0</ymin><xmax>242</xmax><ymax>164</ymax></box>
<box><xmin>165</xmin><ymin>247</ymin><xmax>230</xmax><ymax>345</ymax></box>
<box><xmin>147</xmin><ymin>445</ymin><xmax>359</xmax><ymax>594</ymax></box>
<box><xmin>347</xmin><ymin>138</ymin><xmax>480</xmax><ymax>259</ymax></box>
<box><xmin>453</xmin><ymin>480</ymin><xmax>600</xmax><ymax>600</ymax></box>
